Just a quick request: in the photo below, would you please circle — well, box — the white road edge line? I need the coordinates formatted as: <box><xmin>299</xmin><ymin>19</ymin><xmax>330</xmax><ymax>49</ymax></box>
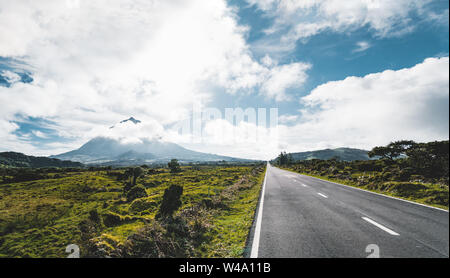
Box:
<box><xmin>362</xmin><ymin>217</ymin><xmax>400</xmax><ymax>236</ymax></box>
<box><xmin>318</xmin><ymin>193</ymin><xmax>328</xmax><ymax>198</ymax></box>
<box><xmin>250</xmin><ymin>162</ymin><xmax>269</xmax><ymax>258</ymax></box>
<box><xmin>283</xmin><ymin>169</ymin><xmax>448</xmax><ymax>213</ymax></box>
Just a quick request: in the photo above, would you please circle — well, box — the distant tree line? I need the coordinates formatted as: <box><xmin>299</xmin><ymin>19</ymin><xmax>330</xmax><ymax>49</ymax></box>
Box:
<box><xmin>274</xmin><ymin>140</ymin><xmax>449</xmax><ymax>185</ymax></box>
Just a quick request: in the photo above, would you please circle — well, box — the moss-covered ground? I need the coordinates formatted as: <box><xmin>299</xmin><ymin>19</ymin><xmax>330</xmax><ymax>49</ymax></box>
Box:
<box><xmin>0</xmin><ymin>164</ymin><xmax>266</xmax><ymax>258</ymax></box>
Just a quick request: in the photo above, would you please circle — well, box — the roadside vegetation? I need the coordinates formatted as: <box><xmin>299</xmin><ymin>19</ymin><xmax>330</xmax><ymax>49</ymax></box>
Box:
<box><xmin>274</xmin><ymin>140</ymin><xmax>449</xmax><ymax>209</ymax></box>
<box><xmin>0</xmin><ymin>161</ymin><xmax>265</xmax><ymax>258</ymax></box>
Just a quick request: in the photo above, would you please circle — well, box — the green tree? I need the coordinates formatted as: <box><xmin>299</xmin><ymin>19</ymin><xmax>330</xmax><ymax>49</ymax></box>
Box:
<box><xmin>368</xmin><ymin>140</ymin><xmax>416</xmax><ymax>161</ymax></box>
<box><xmin>168</xmin><ymin>159</ymin><xmax>181</xmax><ymax>173</ymax></box>
<box><xmin>132</xmin><ymin>167</ymin><xmax>144</xmax><ymax>185</ymax></box>
<box><xmin>275</xmin><ymin>151</ymin><xmax>290</xmax><ymax>166</ymax></box>
<box><xmin>287</xmin><ymin>153</ymin><xmax>294</xmax><ymax>164</ymax></box>
<box><xmin>124</xmin><ymin>168</ymin><xmax>134</xmax><ymax>184</ymax></box>
<box><xmin>406</xmin><ymin>140</ymin><xmax>449</xmax><ymax>178</ymax></box>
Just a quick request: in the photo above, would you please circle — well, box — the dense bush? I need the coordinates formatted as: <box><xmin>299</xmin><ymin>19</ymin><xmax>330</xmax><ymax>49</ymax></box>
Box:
<box><xmin>117</xmin><ymin>206</ymin><xmax>210</xmax><ymax>258</ymax></box>
<box><xmin>103</xmin><ymin>212</ymin><xmax>132</xmax><ymax>227</ymax></box>
<box><xmin>156</xmin><ymin>185</ymin><xmax>183</xmax><ymax>218</ymax></box>
<box><xmin>123</xmin><ymin>182</ymin><xmax>134</xmax><ymax>192</ymax></box>
<box><xmin>129</xmin><ymin>198</ymin><xmax>158</xmax><ymax>213</ymax></box>
<box><xmin>126</xmin><ymin>185</ymin><xmax>148</xmax><ymax>202</ymax></box>
<box><xmin>88</xmin><ymin>209</ymin><xmax>102</xmax><ymax>224</ymax></box>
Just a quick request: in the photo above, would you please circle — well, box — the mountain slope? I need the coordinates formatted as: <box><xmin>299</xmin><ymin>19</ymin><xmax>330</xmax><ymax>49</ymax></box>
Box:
<box><xmin>289</xmin><ymin>147</ymin><xmax>372</xmax><ymax>161</ymax></box>
<box><xmin>51</xmin><ymin>117</ymin><xmax>254</xmax><ymax>165</ymax></box>
<box><xmin>0</xmin><ymin>152</ymin><xmax>83</xmax><ymax>168</ymax></box>
<box><xmin>51</xmin><ymin>137</ymin><xmax>248</xmax><ymax>165</ymax></box>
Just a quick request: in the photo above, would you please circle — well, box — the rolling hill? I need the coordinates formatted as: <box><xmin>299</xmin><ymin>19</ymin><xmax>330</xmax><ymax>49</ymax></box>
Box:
<box><xmin>288</xmin><ymin>147</ymin><xmax>372</xmax><ymax>161</ymax></box>
<box><xmin>0</xmin><ymin>152</ymin><xmax>83</xmax><ymax>168</ymax></box>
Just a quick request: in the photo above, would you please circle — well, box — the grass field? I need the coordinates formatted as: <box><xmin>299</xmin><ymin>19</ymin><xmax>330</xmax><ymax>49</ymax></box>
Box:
<box><xmin>0</xmin><ymin>164</ymin><xmax>266</xmax><ymax>258</ymax></box>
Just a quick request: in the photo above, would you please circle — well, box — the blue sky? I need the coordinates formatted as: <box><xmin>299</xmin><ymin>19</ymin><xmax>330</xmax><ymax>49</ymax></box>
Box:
<box><xmin>219</xmin><ymin>0</ymin><xmax>449</xmax><ymax>116</ymax></box>
<box><xmin>0</xmin><ymin>0</ymin><xmax>449</xmax><ymax>159</ymax></box>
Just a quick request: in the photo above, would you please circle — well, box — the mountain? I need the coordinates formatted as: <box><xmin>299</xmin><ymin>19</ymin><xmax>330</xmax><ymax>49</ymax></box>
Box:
<box><xmin>288</xmin><ymin>147</ymin><xmax>372</xmax><ymax>161</ymax></box>
<box><xmin>51</xmin><ymin>137</ymin><xmax>248</xmax><ymax>165</ymax></box>
<box><xmin>0</xmin><ymin>152</ymin><xmax>83</xmax><ymax>168</ymax></box>
<box><xmin>110</xmin><ymin>117</ymin><xmax>141</xmax><ymax>128</ymax></box>
<box><xmin>120</xmin><ymin>117</ymin><xmax>141</xmax><ymax>124</ymax></box>
<box><xmin>51</xmin><ymin>117</ymin><xmax>251</xmax><ymax>165</ymax></box>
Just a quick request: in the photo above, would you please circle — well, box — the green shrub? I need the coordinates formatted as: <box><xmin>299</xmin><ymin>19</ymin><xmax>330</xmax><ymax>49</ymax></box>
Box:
<box><xmin>381</xmin><ymin>182</ymin><xmax>427</xmax><ymax>197</ymax></box>
<box><xmin>398</xmin><ymin>167</ymin><xmax>414</xmax><ymax>181</ymax></box>
<box><xmin>123</xmin><ymin>182</ymin><xmax>133</xmax><ymax>192</ymax></box>
<box><xmin>126</xmin><ymin>185</ymin><xmax>148</xmax><ymax>202</ymax></box>
<box><xmin>120</xmin><ymin>220</ymin><xmax>192</xmax><ymax>258</ymax></box>
<box><xmin>120</xmin><ymin>206</ymin><xmax>210</xmax><ymax>258</ymax></box>
<box><xmin>129</xmin><ymin>198</ymin><xmax>158</xmax><ymax>213</ymax></box>
<box><xmin>168</xmin><ymin>159</ymin><xmax>181</xmax><ymax>173</ymax></box>
<box><xmin>143</xmin><ymin>181</ymin><xmax>161</xmax><ymax>188</ymax></box>
<box><xmin>102</xmin><ymin>212</ymin><xmax>132</xmax><ymax>227</ymax></box>
<box><xmin>88</xmin><ymin>209</ymin><xmax>101</xmax><ymax>224</ymax></box>
<box><xmin>382</xmin><ymin>171</ymin><xmax>392</xmax><ymax>180</ymax></box>
<box><xmin>423</xmin><ymin>191</ymin><xmax>449</xmax><ymax>207</ymax></box>
<box><xmin>410</xmin><ymin>175</ymin><xmax>425</xmax><ymax>182</ymax></box>
<box><xmin>156</xmin><ymin>185</ymin><xmax>183</xmax><ymax>218</ymax></box>
<box><xmin>87</xmin><ymin>234</ymin><xmax>123</xmax><ymax>258</ymax></box>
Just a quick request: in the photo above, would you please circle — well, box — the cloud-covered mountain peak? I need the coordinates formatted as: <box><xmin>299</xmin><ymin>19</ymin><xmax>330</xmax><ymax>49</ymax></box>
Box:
<box><xmin>51</xmin><ymin>135</ymin><xmax>248</xmax><ymax>165</ymax></box>
<box><xmin>120</xmin><ymin>117</ymin><xmax>141</xmax><ymax>124</ymax></box>
<box><xmin>51</xmin><ymin>114</ymin><xmax>250</xmax><ymax>165</ymax></box>
<box><xmin>110</xmin><ymin>117</ymin><xmax>141</xmax><ymax>129</ymax></box>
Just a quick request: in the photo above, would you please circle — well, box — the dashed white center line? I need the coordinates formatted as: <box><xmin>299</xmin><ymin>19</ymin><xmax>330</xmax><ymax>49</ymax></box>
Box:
<box><xmin>301</xmin><ymin>183</ymin><xmax>308</xmax><ymax>187</ymax></box>
<box><xmin>362</xmin><ymin>217</ymin><xmax>400</xmax><ymax>236</ymax></box>
<box><xmin>317</xmin><ymin>193</ymin><xmax>328</xmax><ymax>198</ymax></box>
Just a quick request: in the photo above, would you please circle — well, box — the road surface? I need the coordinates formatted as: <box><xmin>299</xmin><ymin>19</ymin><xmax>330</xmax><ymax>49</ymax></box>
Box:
<box><xmin>250</xmin><ymin>164</ymin><xmax>449</xmax><ymax>258</ymax></box>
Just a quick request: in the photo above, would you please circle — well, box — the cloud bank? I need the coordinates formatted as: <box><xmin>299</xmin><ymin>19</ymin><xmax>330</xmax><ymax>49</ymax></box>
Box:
<box><xmin>188</xmin><ymin>57</ymin><xmax>449</xmax><ymax>160</ymax></box>
<box><xmin>283</xmin><ymin>56</ymin><xmax>449</xmax><ymax>154</ymax></box>
<box><xmin>0</xmin><ymin>0</ymin><xmax>309</xmax><ymax>155</ymax></box>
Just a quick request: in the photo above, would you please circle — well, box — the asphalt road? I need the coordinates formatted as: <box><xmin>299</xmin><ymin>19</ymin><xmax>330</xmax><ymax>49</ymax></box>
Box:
<box><xmin>252</xmin><ymin>164</ymin><xmax>449</xmax><ymax>258</ymax></box>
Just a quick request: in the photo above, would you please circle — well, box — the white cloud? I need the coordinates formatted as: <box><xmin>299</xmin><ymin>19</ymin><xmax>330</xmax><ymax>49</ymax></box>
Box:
<box><xmin>260</xmin><ymin>62</ymin><xmax>311</xmax><ymax>101</ymax></box>
<box><xmin>260</xmin><ymin>54</ymin><xmax>276</xmax><ymax>67</ymax></box>
<box><xmin>0</xmin><ymin>0</ymin><xmax>309</xmax><ymax>155</ymax></box>
<box><xmin>353</xmin><ymin>41</ymin><xmax>371</xmax><ymax>52</ymax></box>
<box><xmin>182</xmin><ymin>57</ymin><xmax>449</xmax><ymax>160</ymax></box>
<box><xmin>0</xmin><ymin>120</ymin><xmax>43</xmax><ymax>155</ymax></box>
<box><xmin>177</xmin><ymin>118</ymin><xmax>281</xmax><ymax>160</ymax></box>
<box><xmin>31</xmin><ymin>130</ymin><xmax>48</xmax><ymax>139</ymax></box>
<box><xmin>247</xmin><ymin>0</ymin><xmax>439</xmax><ymax>52</ymax></box>
<box><xmin>283</xmin><ymin>56</ymin><xmax>449</xmax><ymax>152</ymax></box>
<box><xmin>1</xmin><ymin>70</ymin><xmax>21</xmax><ymax>84</ymax></box>
<box><xmin>278</xmin><ymin>114</ymin><xmax>298</xmax><ymax>124</ymax></box>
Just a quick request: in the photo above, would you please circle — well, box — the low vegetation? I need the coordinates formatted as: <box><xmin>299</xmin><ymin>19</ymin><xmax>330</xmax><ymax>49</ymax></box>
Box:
<box><xmin>274</xmin><ymin>140</ymin><xmax>449</xmax><ymax>209</ymax></box>
<box><xmin>0</xmin><ymin>162</ymin><xmax>266</xmax><ymax>258</ymax></box>
<box><xmin>0</xmin><ymin>151</ymin><xmax>83</xmax><ymax>168</ymax></box>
